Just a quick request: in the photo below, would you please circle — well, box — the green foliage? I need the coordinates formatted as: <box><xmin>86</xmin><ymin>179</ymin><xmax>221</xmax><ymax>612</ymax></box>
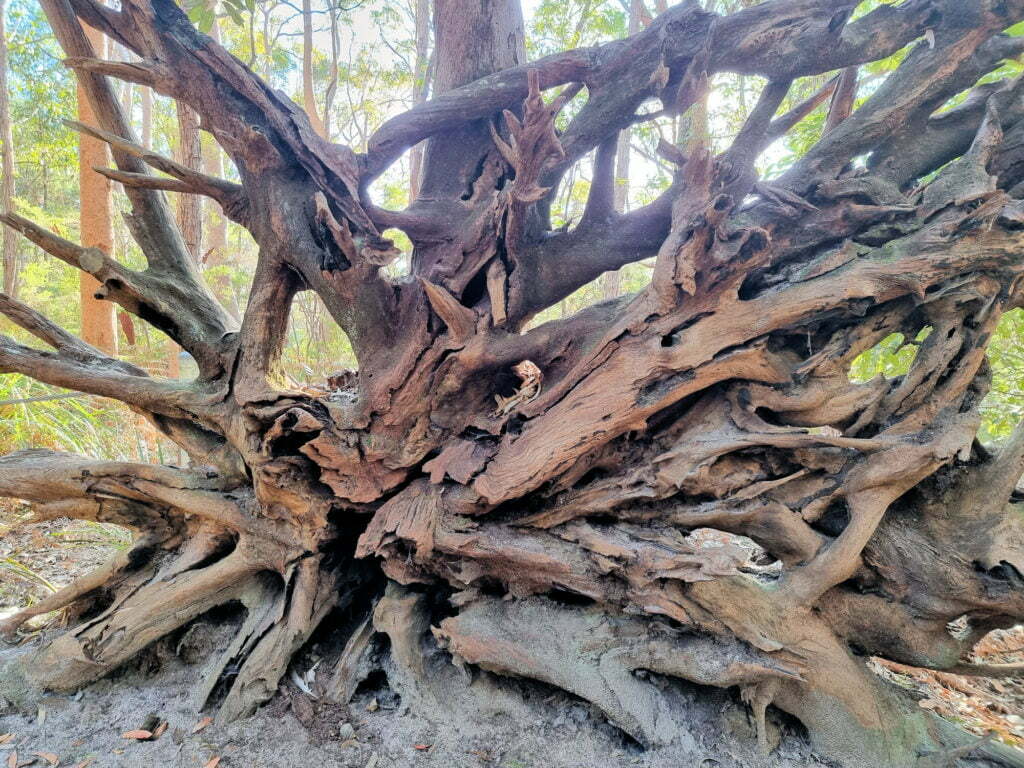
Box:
<box><xmin>529</xmin><ymin>0</ymin><xmax>626</xmax><ymax>58</ymax></box>
<box><xmin>848</xmin><ymin>312</ymin><xmax>1024</xmax><ymax>443</ymax></box>
<box><xmin>8</xmin><ymin>1</ymin><xmax>77</xmax><ymax>210</ymax></box>
<box><xmin>183</xmin><ymin>0</ymin><xmax>217</xmax><ymax>33</ymax></box>
<box><xmin>0</xmin><ymin>374</ymin><xmax>177</xmax><ymax>462</ymax></box>
<box><xmin>982</xmin><ymin>309</ymin><xmax>1024</xmax><ymax>442</ymax></box>
<box><xmin>848</xmin><ymin>328</ymin><xmax>930</xmax><ymax>383</ymax></box>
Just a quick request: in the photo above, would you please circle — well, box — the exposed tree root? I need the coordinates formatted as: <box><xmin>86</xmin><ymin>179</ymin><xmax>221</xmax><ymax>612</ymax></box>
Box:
<box><xmin>434</xmin><ymin>594</ymin><xmax>799</xmax><ymax>747</ymax></box>
<box><xmin>4</xmin><ymin>2</ymin><xmax>1024</xmax><ymax>767</ymax></box>
<box><xmin>29</xmin><ymin>549</ymin><xmax>256</xmax><ymax>692</ymax></box>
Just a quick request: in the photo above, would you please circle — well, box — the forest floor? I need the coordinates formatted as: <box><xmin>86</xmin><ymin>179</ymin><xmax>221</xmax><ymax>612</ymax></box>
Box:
<box><xmin>1</xmin><ymin>500</ymin><xmax>1023</xmax><ymax>767</ymax></box>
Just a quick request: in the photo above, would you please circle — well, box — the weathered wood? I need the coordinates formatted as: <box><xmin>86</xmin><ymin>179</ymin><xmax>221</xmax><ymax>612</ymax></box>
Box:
<box><xmin>2</xmin><ymin>2</ymin><xmax>1024</xmax><ymax>766</ymax></box>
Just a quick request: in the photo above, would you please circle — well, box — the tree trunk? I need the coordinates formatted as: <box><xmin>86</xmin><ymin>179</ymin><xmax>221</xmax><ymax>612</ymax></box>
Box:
<box><xmin>174</xmin><ymin>103</ymin><xmax>202</xmax><ymax>266</ymax></box>
<box><xmin>140</xmin><ymin>82</ymin><xmax>151</xmax><ymax>152</ymax></box>
<box><xmin>301</xmin><ymin>0</ymin><xmax>326</xmax><ymax>138</ymax></box>
<box><xmin>0</xmin><ymin>0</ymin><xmax>16</xmax><ymax>298</ymax></box>
<box><xmin>3</xmin><ymin>2</ymin><xmax>1024</xmax><ymax>767</ymax></box>
<box><xmin>322</xmin><ymin>1</ymin><xmax>340</xmax><ymax>143</ymax></box>
<box><xmin>166</xmin><ymin>99</ymin><xmax>203</xmax><ymax>379</ymax></box>
<box><xmin>202</xmin><ymin>138</ymin><xmax>228</xmax><ymax>267</ymax></box>
<box><xmin>409</xmin><ymin>0</ymin><xmax>430</xmax><ymax>202</ymax></box>
<box><xmin>76</xmin><ymin>21</ymin><xmax>116</xmax><ymax>354</ymax></box>
<box><xmin>200</xmin><ymin>6</ymin><xmax>236</xmax><ymax>320</ymax></box>
<box><xmin>602</xmin><ymin>0</ymin><xmax>644</xmax><ymax>300</ymax></box>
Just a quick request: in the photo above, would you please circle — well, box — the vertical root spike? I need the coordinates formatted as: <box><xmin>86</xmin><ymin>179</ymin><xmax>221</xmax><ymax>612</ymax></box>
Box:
<box><xmin>326</xmin><ymin>614</ymin><xmax>376</xmax><ymax>705</ymax></box>
<box><xmin>218</xmin><ymin>557</ymin><xmax>341</xmax><ymax>721</ymax></box>
<box><xmin>742</xmin><ymin>678</ymin><xmax>781</xmax><ymax>756</ymax></box>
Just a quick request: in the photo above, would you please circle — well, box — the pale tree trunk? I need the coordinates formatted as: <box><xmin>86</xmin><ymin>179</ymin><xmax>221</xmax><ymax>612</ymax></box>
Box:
<box><xmin>5</xmin><ymin>4</ymin><xmax>1024</xmax><ymax>768</ymax></box>
<box><xmin>140</xmin><ymin>83</ymin><xmax>152</xmax><ymax>151</ymax></box>
<box><xmin>175</xmin><ymin>113</ymin><xmax>202</xmax><ymax>262</ymax></box>
<box><xmin>0</xmin><ymin>0</ymin><xmax>16</xmax><ymax>298</ymax></box>
<box><xmin>201</xmin><ymin>4</ymin><xmax>236</xmax><ymax>320</ymax></box>
<box><xmin>201</xmin><ymin>136</ymin><xmax>234</xmax><ymax>315</ymax></box>
<box><xmin>409</xmin><ymin>0</ymin><xmax>430</xmax><ymax>201</ymax></box>
<box><xmin>602</xmin><ymin>0</ymin><xmax>644</xmax><ymax>300</ymax></box>
<box><xmin>302</xmin><ymin>0</ymin><xmax>326</xmax><ymax>138</ymax></box>
<box><xmin>76</xmin><ymin>22</ymin><xmax>116</xmax><ymax>354</ymax></box>
<box><xmin>322</xmin><ymin>1</ymin><xmax>341</xmax><ymax>142</ymax></box>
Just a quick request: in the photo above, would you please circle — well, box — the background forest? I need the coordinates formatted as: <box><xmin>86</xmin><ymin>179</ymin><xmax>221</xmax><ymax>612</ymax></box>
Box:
<box><xmin>2</xmin><ymin>0</ymin><xmax>1024</xmax><ymax>464</ymax></box>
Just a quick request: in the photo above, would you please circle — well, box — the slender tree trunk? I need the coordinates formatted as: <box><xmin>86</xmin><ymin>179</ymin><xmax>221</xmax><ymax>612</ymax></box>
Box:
<box><xmin>121</xmin><ymin>63</ymin><xmax>133</xmax><ymax>116</ymax></box>
<box><xmin>202</xmin><ymin>1</ymin><xmax>229</xmax><ymax>294</ymax></box>
<box><xmin>0</xmin><ymin>0</ymin><xmax>16</xmax><ymax>298</ymax></box>
<box><xmin>169</xmin><ymin>99</ymin><xmax>203</xmax><ymax>378</ymax></box>
<box><xmin>409</xmin><ymin>0</ymin><xmax>430</xmax><ymax>201</ymax></box>
<box><xmin>601</xmin><ymin>0</ymin><xmax>644</xmax><ymax>300</ymax></box>
<box><xmin>76</xmin><ymin>22</ymin><xmax>116</xmax><ymax>354</ymax></box>
<box><xmin>323</xmin><ymin>2</ymin><xmax>341</xmax><ymax>142</ymax></box>
<box><xmin>302</xmin><ymin>0</ymin><xmax>326</xmax><ymax>138</ymax></box>
<box><xmin>140</xmin><ymin>83</ymin><xmax>152</xmax><ymax>151</ymax></box>
<box><xmin>201</xmin><ymin>139</ymin><xmax>228</xmax><ymax>270</ymax></box>
<box><xmin>175</xmin><ymin>113</ymin><xmax>203</xmax><ymax>263</ymax></box>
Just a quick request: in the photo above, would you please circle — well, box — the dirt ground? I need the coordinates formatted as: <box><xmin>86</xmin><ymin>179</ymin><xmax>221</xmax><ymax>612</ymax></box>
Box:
<box><xmin>0</xmin><ymin>640</ymin><xmax>833</xmax><ymax>768</ymax></box>
<box><xmin>1</xmin><ymin>500</ymin><xmax>1022</xmax><ymax>768</ymax></box>
<box><xmin>0</xmin><ymin>501</ymin><xmax>130</xmax><ymax>623</ymax></box>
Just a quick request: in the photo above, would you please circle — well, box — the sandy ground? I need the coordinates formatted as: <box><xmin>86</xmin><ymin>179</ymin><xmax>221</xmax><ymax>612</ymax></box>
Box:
<box><xmin>0</xmin><ymin>501</ymin><xmax>130</xmax><ymax>623</ymax></box>
<box><xmin>0</xmin><ymin>500</ymin><xmax>1022</xmax><ymax>767</ymax></box>
<box><xmin>0</xmin><ymin>642</ymin><xmax>834</xmax><ymax>768</ymax></box>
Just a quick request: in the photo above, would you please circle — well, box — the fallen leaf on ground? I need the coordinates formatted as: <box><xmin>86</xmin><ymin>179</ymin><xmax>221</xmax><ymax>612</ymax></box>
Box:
<box><xmin>152</xmin><ymin>722</ymin><xmax>168</xmax><ymax>740</ymax></box>
<box><xmin>72</xmin><ymin>760</ymin><xmax>94</xmax><ymax>768</ymax></box>
<box><xmin>33</xmin><ymin>753</ymin><xmax>58</xmax><ymax>767</ymax></box>
<box><xmin>6</xmin><ymin>751</ymin><xmax>15</xmax><ymax>768</ymax></box>
<box><xmin>0</xmin><ymin>736</ymin><xmax>11</xmax><ymax>746</ymax></box>
<box><xmin>192</xmin><ymin>717</ymin><xmax>213</xmax><ymax>734</ymax></box>
<box><xmin>203</xmin><ymin>758</ymin><xmax>220</xmax><ymax>768</ymax></box>
<box><xmin>413</xmin><ymin>744</ymin><xmax>432</xmax><ymax>751</ymax></box>
<box><xmin>289</xmin><ymin>669</ymin><xmax>318</xmax><ymax>699</ymax></box>
<box><xmin>121</xmin><ymin>730</ymin><xmax>153</xmax><ymax>740</ymax></box>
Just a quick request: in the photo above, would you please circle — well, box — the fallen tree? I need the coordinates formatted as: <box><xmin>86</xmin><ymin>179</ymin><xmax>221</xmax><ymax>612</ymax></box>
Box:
<box><xmin>2</xmin><ymin>0</ymin><xmax>1024</xmax><ymax>765</ymax></box>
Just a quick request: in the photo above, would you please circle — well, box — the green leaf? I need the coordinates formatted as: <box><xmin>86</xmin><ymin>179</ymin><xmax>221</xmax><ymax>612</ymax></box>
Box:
<box><xmin>186</xmin><ymin>5</ymin><xmax>215</xmax><ymax>34</ymax></box>
<box><xmin>222</xmin><ymin>4</ymin><xmax>244</xmax><ymax>26</ymax></box>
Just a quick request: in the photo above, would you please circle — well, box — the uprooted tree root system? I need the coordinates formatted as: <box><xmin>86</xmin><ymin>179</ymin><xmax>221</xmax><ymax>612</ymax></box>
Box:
<box><xmin>3</xmin><ymin>1</ymin><xmax>1024</xmax><ymax>766</ymax></box>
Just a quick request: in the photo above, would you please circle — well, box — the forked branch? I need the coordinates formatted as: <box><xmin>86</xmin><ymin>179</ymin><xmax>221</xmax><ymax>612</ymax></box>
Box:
<box><xmin>0</xmin><ymin>211</ymin><xmax>234</xmax><ymax>375</ymax></box>
<box><xmin>67</xmin><ymin>120</ymin><xmax>247</xmax><ymax>219</ymax></box>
